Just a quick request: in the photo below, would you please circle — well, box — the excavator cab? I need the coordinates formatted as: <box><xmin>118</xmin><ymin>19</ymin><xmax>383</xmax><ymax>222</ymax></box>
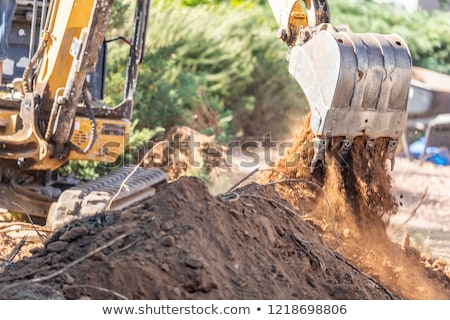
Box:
<box><xmin>3</xmin><ymin>1</ymin><xmax>106</xmax><ymax>98</ymax></box>
<box><xmin>2</xmin><ymin>1</ymin><xmax>43</xmax><ymax>84</ymax></box>
<box><xmin>268</xmin><ymin>0</ymin><xmax>412</xmax><ymax>171</ymax></box>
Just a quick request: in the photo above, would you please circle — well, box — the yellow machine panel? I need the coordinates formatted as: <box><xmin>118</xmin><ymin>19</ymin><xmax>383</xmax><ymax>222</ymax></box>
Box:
<box><xmin>68</xmin><ymin>116</ymin><xmax>130</xmax><ymax>162</ymax></box>
<box><xmin>0</xmin><ymin>110</ymin><xmax>19</xmax><ymax>135</ymax></box>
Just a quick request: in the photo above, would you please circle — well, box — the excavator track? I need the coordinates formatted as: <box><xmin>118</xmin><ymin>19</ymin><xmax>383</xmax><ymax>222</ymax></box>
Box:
<box><xmin>45</xmin><ymin>167</ymin><xmax>167</xmax><ymax>230</ymax></box>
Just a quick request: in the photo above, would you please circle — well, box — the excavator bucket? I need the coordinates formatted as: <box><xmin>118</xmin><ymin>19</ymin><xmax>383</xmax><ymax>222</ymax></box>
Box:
<box><xmin>268</xmin><ymin>0</ymin><xmax>412</xmax><ymax>171</ymax></box>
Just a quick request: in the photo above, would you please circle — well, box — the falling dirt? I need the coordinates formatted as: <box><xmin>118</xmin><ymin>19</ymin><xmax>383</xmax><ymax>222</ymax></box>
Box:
<box><xmin>259</xmin><ymin>114</ymin><xmax>450</xmax><ymax>299</ymax></box>
<box><xmin>0</xmin><ymin>115</ymin><xmax>449</xmax><ymax>300</ymax></box>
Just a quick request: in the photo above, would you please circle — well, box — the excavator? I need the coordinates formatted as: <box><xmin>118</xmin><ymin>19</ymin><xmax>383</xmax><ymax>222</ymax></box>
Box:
<box><xmin>0</xmin><ymin>0</ymin><xmax>412</xmax><ymax>230</ymax></box>
<box><xmin>0</xmin><ymin>0</ymin><xmax>167</xmax><ymax>230</ymax></box>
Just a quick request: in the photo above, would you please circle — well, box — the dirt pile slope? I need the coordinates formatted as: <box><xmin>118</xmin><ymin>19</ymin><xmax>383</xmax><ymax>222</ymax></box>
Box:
<box><xmin>0</xmin><ymin>176</ymin><xmax>403</xmax><ymax>300</ymax></box>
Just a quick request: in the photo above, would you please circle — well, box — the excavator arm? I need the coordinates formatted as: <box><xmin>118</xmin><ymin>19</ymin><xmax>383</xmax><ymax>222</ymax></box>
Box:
<box><xmin>268</xmin><ymin>0</ymin><xmax>412</xmax><ymax>171</ymax></box>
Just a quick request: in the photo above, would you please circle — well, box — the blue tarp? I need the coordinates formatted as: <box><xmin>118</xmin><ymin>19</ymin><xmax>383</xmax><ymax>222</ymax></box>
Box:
<box><xmin>409</xmin><ymin>137</ymin><xmax>450</xmax><ymax>166</ymax></box>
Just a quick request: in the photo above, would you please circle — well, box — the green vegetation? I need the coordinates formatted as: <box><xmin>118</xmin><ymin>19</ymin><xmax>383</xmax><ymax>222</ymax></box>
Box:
<box><xmin>105</xmin><ymin>0</ymin><xmax>304</xmax><ymax>141</ymax></box>
<box><xmin>332</xmin><ymin>0</ymin><xmax>450</xmax><ymax>74</ymax></box>
<box><xmin>66</xmin><ymin>0</ymin><xmax>450</xmax><ymax>179</ymax></box>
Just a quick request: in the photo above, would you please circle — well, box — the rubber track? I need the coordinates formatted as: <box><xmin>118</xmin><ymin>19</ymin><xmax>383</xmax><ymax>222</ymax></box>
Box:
<box><xmin>46</xmin><ymin>167</ymin><xmax>167</xmax><ymax>229</ymax></box>
<box><xmin>69</xmin><ymin>167</ymin><xmax>167</xmax><ymax>199</ymax></box>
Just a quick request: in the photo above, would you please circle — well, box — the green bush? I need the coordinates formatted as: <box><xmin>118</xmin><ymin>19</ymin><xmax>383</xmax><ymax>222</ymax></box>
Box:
<box><xmin>332</xmin><ymin>0</ymin><xmax>450</xmax><ymax>74</ymax></box>
<box><xmin>137</xmin><ymin>1</ymin><xmax>306</xmax><ymax>138</ymax></box>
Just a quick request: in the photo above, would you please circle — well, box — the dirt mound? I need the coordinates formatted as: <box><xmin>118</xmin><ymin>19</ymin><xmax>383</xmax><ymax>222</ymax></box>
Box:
<box><xmin>1</xmin><ymin>176</ymin><xmax>408</xmax><ymax>300</ymax></box>
<box><xmin>1</xmin><ymin>116</ymin><xmax>450</xmax><ymax>300</ymax></box>
<box><xmin>143</xmin><ymin>126</ymin><xmax>229</xmax><ymax>181</ymax></box>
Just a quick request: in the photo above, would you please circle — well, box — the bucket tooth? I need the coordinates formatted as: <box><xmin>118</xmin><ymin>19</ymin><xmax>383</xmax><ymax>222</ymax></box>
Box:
<box><xmin>336</xmin><ymin>139</ymin><xmax>353</xmax><ymax>167</ymax></box>
<box><xmin>365</xmin><ymin>139</ymin><xmax>375</xmax><ymax>157</ymax></box>
<box><xmin>310</xmin><ymin>137</ymin><xmax>329</xmax><ymax>173</ymax></box>
<box><xmin>385</xmin><ymin>138</ymin><xmax>399</xmax><ymax>170</ymax></box>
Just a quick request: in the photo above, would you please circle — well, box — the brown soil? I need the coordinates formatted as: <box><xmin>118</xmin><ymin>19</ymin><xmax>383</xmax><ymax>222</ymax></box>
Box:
<box><xmin>0</xmin><ymin>116</ymin><xmax>449</xmax><ymax>300</ymax></box>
